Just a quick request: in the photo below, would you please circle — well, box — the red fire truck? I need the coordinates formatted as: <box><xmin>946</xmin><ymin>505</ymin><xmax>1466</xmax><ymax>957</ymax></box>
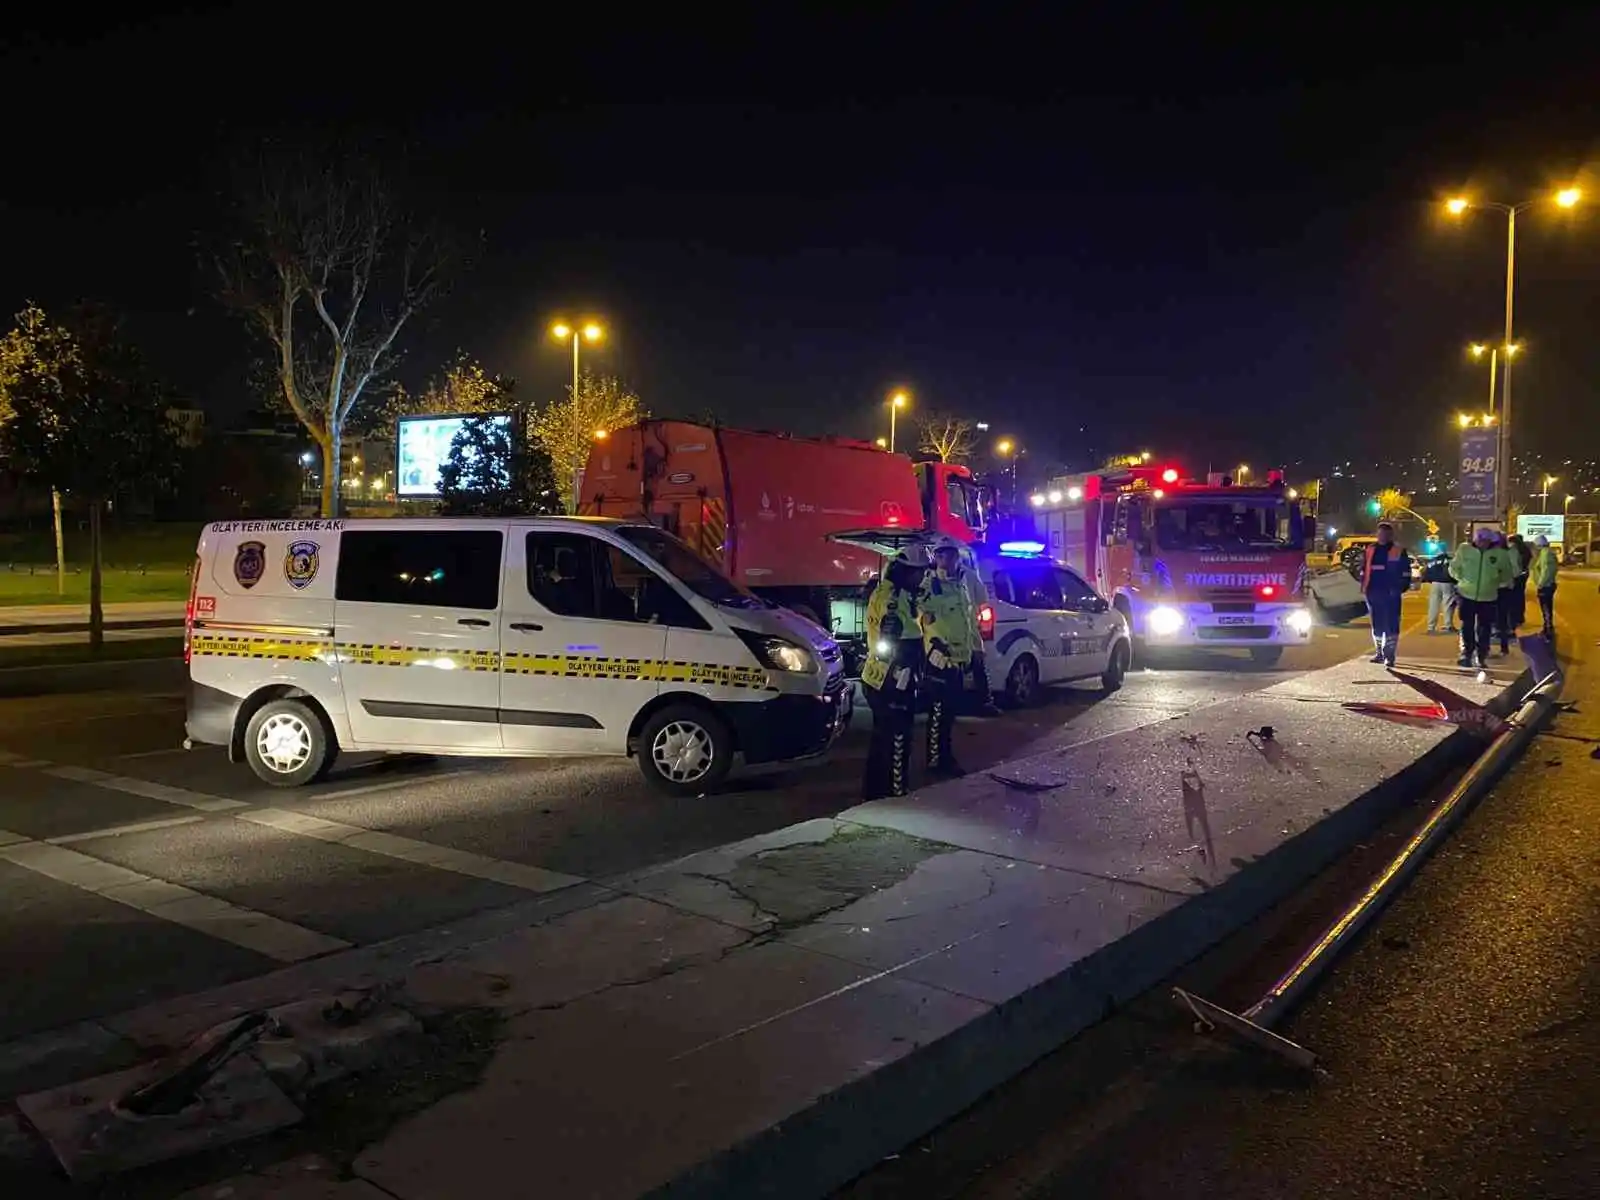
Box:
<box><xmin>1028</xmin><ymin>464</ymin><xmax>1316</xmax><ymax>663</ymax></box>
<box><xmin>580</xmin><ymin>421</ymin><xmax>988</xmax><ymax>651</ymax></box>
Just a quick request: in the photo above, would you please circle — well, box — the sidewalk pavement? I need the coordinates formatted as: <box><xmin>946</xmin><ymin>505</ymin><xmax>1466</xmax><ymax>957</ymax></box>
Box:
<box><xmin>3</xmin><ymin>633</ymin><xmax>1530</xmax><ymax>1198</ymax></box>
<box><xmin>0</xmin><ymin>601</ymin><xmax>185</xmax><ymax>639</ymax></box>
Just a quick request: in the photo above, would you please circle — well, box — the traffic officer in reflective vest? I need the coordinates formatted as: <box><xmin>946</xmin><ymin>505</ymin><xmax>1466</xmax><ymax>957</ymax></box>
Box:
<box><xmin>861</xmin><ymin>544</ymin><xmax>929</xmax><ymax>800</ymax></box>
<box><xmin>933</xmin><ymin>536</ymin><xmax>1002</xmax><ymax>718</ymax></box>
<box><xmin>921</xmin><ymin>540</ymin><xmax>978</xmax><ymax>776</ymax></box>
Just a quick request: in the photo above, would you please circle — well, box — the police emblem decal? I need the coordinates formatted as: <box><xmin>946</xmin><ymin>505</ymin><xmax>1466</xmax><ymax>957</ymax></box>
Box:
<box><xmin>285</xmin><ymin>540</ymin><xmax>320</xmax><ymax>590</ymax></box>
<box><xmin>233</xmin><ymin>541</ymin><xmax>267</xmax><ymax>590</ymax></box>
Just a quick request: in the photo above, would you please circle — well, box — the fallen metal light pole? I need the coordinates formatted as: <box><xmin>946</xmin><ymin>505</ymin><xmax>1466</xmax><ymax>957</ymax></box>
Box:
<box><xmin>1174</xmin><ymin>635</ymin><xmax>1564</xmax><ymax>1070</ymax></box>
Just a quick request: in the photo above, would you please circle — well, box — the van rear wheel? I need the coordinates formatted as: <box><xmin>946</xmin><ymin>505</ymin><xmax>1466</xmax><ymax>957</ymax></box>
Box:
<box><xmin>638</xmin><ymin>704</ymin><xmax>733</xmax><ymax>796</ymax></box>
<box><xmin>243</xmin><ymin>698</ymin><xmax>335</xmax><ymax>787</ymax></box>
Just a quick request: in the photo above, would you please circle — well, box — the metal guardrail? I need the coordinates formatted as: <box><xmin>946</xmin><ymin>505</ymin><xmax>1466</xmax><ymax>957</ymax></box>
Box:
<box><xmin>1173</xmin><ymin>633</ymin><xmax>1565</xmax><ymax>1070</ymax></box>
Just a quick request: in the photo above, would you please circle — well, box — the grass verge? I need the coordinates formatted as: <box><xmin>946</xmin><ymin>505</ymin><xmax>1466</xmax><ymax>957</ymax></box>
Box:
<box><xmin>0</xmin><ymin>571</ymin><xmax>190</xmax><ymax>607</ymax></box>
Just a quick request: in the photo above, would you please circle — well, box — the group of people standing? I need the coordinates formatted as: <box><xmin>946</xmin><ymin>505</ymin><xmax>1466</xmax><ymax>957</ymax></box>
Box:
<box><xmin>1363</xmin><ymin>521</ymin><xmax>1559</xmax><ymax>671</ymax></box>
<box><xmin>859</xmin><ymin>538</ymin><xmax>998</xmax><ymax>800</ymax></box>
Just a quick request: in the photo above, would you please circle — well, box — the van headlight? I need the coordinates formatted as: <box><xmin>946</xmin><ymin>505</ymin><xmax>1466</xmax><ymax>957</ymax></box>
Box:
<box><xmin>1147</xmin><ymin>605</ymin><xmax>1185</xmax><ymax>636</ymax></box>
<box><xmin>1285</xmin><ymin>608</ymin><xmax>1314</xmax><ymax>634</ymax></box>
<box><xmin>735</xmin><ymin>631</ymin><xmax>816</xmax><ymax>673</ymax></box>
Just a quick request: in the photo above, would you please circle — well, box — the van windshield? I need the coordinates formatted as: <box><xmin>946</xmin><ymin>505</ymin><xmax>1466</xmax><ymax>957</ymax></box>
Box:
<box><xmin>616</xmin><ymin>526</ymin><xmax>765</xmax><ymax>609</ymax></box>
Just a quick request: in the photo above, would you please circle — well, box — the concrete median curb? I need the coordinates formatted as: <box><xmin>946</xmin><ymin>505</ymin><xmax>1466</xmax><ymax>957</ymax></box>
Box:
<box><xmin>0</xmin><ymin>654</ymin><xmax>183</xmax><ymax>698</ymax></box>
<box><xmin>0</xmin><ymin>655</ymin><xmax>1535</xmax><ymax>1197</ymax></box>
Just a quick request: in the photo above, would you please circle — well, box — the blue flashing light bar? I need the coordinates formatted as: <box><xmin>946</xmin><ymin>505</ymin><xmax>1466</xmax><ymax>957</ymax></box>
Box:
<box><xmin>998</xmin><ymin>540</ymin><xmax>1047</xmax><ymax>557</ymax></box>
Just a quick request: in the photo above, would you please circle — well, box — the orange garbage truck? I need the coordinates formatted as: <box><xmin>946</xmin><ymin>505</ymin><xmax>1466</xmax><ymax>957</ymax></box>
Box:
<box><xmin>580</xmin><ymin>420</ymin><xmax>988</xmax><ymax>666</ymax></box>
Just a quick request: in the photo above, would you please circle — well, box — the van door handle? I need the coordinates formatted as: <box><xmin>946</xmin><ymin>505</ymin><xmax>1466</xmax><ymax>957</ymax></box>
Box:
<box><xmin>457</xmin><ymin>618</ymin><xmax>492</xmax><ymax>628</ymax></box>
<box><xmin>509</xmin><ymin>622</ymin><xmax>544</xmax><ymax>632</ymax></box>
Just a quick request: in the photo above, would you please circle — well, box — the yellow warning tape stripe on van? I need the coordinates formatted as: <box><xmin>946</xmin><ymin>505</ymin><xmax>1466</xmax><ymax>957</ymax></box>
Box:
<box><xmin>190</xmin><ymin>635</ymin><xmax>775</xmax><ymax>690</ymax></box>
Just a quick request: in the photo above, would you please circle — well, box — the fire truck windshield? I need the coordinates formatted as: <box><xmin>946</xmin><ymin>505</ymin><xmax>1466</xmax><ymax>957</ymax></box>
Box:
<box><xmin>1151</xmin><ymin>498</ymin><xmax>1304</xmax><ymax>552</ymax></box>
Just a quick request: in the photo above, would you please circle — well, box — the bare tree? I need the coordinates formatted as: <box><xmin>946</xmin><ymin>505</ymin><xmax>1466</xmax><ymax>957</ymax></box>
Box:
<box><xmin>216</xmin><ymin>156</ymin><xmax>456</xmax><ymax>515</ymax></box>
<box><xmin>917</xmin><ymin>413</ymin><xmax>978</xmax><ymax>463</ymax></box>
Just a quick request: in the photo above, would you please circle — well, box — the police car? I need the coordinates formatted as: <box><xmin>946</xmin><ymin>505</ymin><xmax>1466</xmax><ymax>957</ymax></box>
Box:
<box><xmin>183</xmin><ymin>517</ymin><xmax>849</xmax><ymax>795</ymax></box>
<box><xmin>973</xmin><ymin>540</ymin><xmax>1133</xmax><ymax>705</ymax></box>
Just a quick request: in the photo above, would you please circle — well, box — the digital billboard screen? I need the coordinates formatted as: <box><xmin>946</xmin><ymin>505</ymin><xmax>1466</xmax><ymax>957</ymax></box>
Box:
<box><xmin>395</xmin><ymin>413</ymin><xmax>513</xmax><ymax>498</ymax></box>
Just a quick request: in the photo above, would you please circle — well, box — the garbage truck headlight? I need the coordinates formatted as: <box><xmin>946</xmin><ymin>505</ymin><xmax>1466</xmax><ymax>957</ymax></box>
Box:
<box><xmin>1285</xmin><ymin>608</ymin><xmax>1313</xmax><ymax>634</ymax></box>
<box><xmin>1147</xmin><ymin>605</ymin><xmax>1184</xmax><ymax>636</ymax></box>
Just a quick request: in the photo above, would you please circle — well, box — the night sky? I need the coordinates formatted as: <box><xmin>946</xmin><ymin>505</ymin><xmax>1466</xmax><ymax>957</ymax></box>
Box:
<box><xmin>3</xmin><ymin>5</ymin><xmax>1597</xmax><ymax>477</ymax></box>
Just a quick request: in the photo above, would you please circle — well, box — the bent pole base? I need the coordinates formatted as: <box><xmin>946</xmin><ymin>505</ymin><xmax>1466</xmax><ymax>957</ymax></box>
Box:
<box><xmin>1172</xmin><ymin>987</ymin><xmax>1318</xmax><ymax>1070</ymax></box>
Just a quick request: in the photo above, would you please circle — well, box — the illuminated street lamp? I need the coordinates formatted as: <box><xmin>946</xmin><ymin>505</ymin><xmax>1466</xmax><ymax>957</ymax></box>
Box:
<box><xmin>995</xmin><ymin>438</ymin><xmax>1023</xmax><ymax>506</ymax></box>
<box><xmin>1540</xmin><ymin>473</ymin><xmax>1559</xmax><ymax>513</ymax></box>
<box><xmin>874</xmin><ymin>436</ymin><xmax>888</xmax><ymax>449</ymax></box>
<box><xmin>887</xmin><ymin>391</ymin><xmax>909</xmax><ymax>453</ymax></box>
<box><xmin>1236</xmin><ymin>463</ymin><xmax>1250</xmax><ymax>483</ymax></box>
<box><xmin>1564</xmin><ymin>493</ymin><xmax>1575</xmax><ymax>517</ymax></box>
<box><xmin>551</xmin><ymin>318</ymin><xmax>605</xmax><ymax>404</ymax></box>
<box><xmin>1444</xmin><ymin>187</ymin><xmax>1581</xmax><ymax>516</ymax></box>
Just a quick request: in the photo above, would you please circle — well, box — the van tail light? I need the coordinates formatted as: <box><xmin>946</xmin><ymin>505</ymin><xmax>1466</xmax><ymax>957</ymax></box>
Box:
<box><xmin>977</xmin><ymin>603</ymin><xmax>995</xmax><ymax>641</ymax></box>
<box><xmin>183</xmin><ymin>556</ymin><xmax>201</xmax><ymax>665</ymax></box>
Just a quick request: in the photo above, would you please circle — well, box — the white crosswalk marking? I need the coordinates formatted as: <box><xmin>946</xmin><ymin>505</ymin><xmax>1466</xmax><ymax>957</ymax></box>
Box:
<box><xmin>0</xmin><ymin>840</ymin><xmax>348</xmax><ymax>962</ymax></box>
<box><xmin>48</xmin><ymin>815</ymin><xmax>208</xmax><ymax>844</ymax></box>
<box><xmin>237</xmin><ymin>808</ymin><xmax>584</xmax><ymax>894</ymax></box>
<box><xmin>43</xmin><ymin>765</ymin><xmax>248</xmax><ymax>812</ymax></box>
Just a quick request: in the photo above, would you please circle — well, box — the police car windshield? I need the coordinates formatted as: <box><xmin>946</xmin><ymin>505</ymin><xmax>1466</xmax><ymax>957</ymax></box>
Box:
<box><xmin>615</xmin><ymin>526</ymin><xmax>764</xmax><ymax>609</ymax></box>
<box><xmin>1153</xmin><ymin>499</ymin><xmax>1301</xmax><ymax>551</ymax></box>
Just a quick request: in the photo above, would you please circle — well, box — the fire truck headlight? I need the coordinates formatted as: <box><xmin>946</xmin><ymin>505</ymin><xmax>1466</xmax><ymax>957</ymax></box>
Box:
<box><xmin>1147</xmin><ymin>606</ymin><xmax>1184</xmax><ymax>636</ymax></box>
<box><xmin>1285</xmin><ymin>608</ymin><xmax>1313</xmax><ymax>635</ymax></box>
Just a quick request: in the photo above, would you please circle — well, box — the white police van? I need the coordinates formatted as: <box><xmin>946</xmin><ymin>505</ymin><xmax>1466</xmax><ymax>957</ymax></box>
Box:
<box><xmin>974</xmin><ymin>540</ymin><xmax>1133</xmax><ymax>705</ymax></box>
<box><xmin>183</xmin><ymin>517</ymin><xmax>849</xmax><ymax>795</ymax></box>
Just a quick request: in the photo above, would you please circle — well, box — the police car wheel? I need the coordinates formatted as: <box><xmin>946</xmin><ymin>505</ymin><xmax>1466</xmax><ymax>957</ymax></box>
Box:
<box><xmin>1004</xmin><ymin>655</ymin><xmax>1040</xmax><ymax>708</ymax></box>
<box><xmin>243</xmin><ymin>699</ymin><xmax>333</xmax><ymax>787</ymax></box>
<box><xmin>1101</xmin><ymin>641</ymin><xmax>1131</xmax><ymax>694</ymax></box>
<box><xmin>638</xmin><ymin>705</ymin><xmax>733</xmax><ymax>795</ymax></box>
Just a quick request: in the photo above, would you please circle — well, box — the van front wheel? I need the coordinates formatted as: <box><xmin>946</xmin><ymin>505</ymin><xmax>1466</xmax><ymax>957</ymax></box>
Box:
<box><xmin>637</xmin><ymin>704</ymin><xmax>733</xmax><ymax>796</ymax></box>
<box><xmin>243</xmin><ymin>698</ymin><xmax>335</xmax><ymax>787</ymax></box>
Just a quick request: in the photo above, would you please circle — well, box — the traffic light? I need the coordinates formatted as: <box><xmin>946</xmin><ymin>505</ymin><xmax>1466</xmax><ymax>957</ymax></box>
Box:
<box><xmin>1366</xmin><ymin>498</ymin><xmax>1381</xmax><ymax>515</ymax></box>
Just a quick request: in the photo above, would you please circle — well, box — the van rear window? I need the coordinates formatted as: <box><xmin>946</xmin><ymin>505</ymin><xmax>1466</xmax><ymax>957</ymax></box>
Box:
<box><xmin>335</xmin><ymin>530</ymin><xmax>503</xmax><ymax>610</ymax></box>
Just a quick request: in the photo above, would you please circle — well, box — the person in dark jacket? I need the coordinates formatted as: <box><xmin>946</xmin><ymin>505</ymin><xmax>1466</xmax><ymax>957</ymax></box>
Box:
<box><xmin>1361</xmin><ymin>522</ymin><xmax>1413</xmax><ymax>667</ymax></box>
<box><xmin>1422</xmin><ymin>551</ymin><xmax>1457</xmax><ymax>634</ymax></box>
<box><xmin>1506</xmin><ymin>533</ymin><xmax>1532</xmax><ymax>634</ymax></box>
<box><xmin>1492</xmin><ymin>530</ymin><xmax>1527</xmax><ymax>655</ymax></box>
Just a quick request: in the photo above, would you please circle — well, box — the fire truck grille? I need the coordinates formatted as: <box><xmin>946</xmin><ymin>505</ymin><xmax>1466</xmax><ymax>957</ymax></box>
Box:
<box><xmin>1196</xmin><ymin>626</ymin><xmax>1274</xmax><ymax>641</ymax></box>
<box><xmin>1210</xmin><ymin>602</ymin><xmax>1257</xmax><ymax>614</ymax></box>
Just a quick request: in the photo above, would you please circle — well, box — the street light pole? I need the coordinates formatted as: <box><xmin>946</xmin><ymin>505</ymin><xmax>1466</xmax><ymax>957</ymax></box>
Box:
<box><xmin>1447</xmin><ymin>186</ymin><xmax>1581</xmax><ymax>522</ymax></box>
<box><xmin>1500</xmin><ymin>208</ymin><xmax>1516</xmax><ymax>521</ymax></box>
<box><xmin>887</xmin><ymin>391</ymin><xmax>908</xmax><ymax>453</ymax></box>
<box><xmin>551</xmin><ymin>319</ymin><xmax>605</xmax><ymax>511</ymax></box>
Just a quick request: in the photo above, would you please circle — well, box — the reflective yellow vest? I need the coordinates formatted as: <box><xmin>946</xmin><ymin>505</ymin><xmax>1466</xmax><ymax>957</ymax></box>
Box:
<box><xmin>862</xmin><ymin>579</ymin><xmax>918</xmax><ymax>691</ymax></box>
<box><xmin>918</xmin><ymin>570</ymin><xmax>975</xmax><ymax>664</ymax></box>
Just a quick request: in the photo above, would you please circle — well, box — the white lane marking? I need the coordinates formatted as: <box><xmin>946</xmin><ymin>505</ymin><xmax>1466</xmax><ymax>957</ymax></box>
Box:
<box><xmin>0</xmin><ymin>841</ymin><xmax>348</xmax><ymax>962</ymax></box>
<box><xmin>8</xmin><ymin>759</ymin><xmax>52</xmax><ymax>769</ymax></box>
<box><xmin>44</xmin><ymin>765</ymin><xmax>248</xmax><ymax>813</ymax></box>
<box><xmin>0</xmin><ymin>750</ymin><xmax>24</xmax><ymax>765</ymax></box>
<box><xmin>310</xmin><ymin>770</ymin><xmax>473</xmax><ymax>801</ymax></box>
<box><xmin>237</xmin><ymin>808</ymin><xmax>583</xmax><ymax>894</ymax></box>
<box><xmin>48</xmin><ymin>815</ymin><xmax>209</xmax><ymax>844</ymax></box>
<box><xmin>0</xmin><ymin>828</ymin><xmax>30</xmax><ymax>848</ymax></box>
<box><xmin>117</xmin><ymin>747</ymin><xmax>190</xmax><ymax>761</ymax></box>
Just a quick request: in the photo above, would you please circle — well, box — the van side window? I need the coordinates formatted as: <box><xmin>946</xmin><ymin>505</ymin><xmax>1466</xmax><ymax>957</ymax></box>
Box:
<box><xmin>335</xmin><ymin>530</ymin><xmax>502</xmax><ymax>610</ymax></box>
<box><xmin>525</xmin><ymin>532</ymin><xmax>704</xmax><ymax>627</ymax></box>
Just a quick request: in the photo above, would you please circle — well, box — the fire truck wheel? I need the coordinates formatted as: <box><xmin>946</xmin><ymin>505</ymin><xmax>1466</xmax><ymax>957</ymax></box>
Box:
<box><xmin>1249</xmin><ymin>646</ymin><xmax>1285</xmax><ymax>666</ymax></box>
<box><xmin>1004</xmin><ymin>655</ymin><xmax>1041</xmax><ymax>707</ymax></box>
<box><xmin>1101</xmin><ymin>641</ymin><xmax>1131</xmax><ymax>694</ymax></box>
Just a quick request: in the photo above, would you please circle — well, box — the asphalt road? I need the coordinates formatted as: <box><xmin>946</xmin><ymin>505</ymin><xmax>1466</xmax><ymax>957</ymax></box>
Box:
<box><xmin>839</xmin><ymin>575</ymin><xmax>1600</xmax><ymax>1200</ymax></box>
<box><xmin>0</xmin><ymin>619</ymin><xmax>1381</xmax><ymax>1054</ymax></box>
